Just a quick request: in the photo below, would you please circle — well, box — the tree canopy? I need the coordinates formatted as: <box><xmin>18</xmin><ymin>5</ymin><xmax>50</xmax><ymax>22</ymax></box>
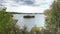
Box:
<box><xmin>0</xmin><ymin>7</ymin><xmax>19</xmax><ymax>34</ymax></box>
<box><xmin>44</xmin><ymin>0</ymin><xmax>60</xmax><ymax>34</ymax></box>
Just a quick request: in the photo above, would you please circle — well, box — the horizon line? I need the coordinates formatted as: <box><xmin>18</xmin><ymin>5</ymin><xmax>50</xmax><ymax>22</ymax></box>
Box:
<box><xmin>7</xmin><ymin>12</ymin><xmax>44</xmax><ymax>14</ymax></box>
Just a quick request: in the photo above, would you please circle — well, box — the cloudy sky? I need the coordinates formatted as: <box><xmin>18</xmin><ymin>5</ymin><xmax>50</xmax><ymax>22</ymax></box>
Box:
<box><xmin>0</xmin><ymin>0</ymin><xmax>54</xmax><ymax>13</ymax></box>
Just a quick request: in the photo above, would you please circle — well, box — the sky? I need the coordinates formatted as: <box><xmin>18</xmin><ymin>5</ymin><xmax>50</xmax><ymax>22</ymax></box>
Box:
<box><xmin>0</xmin><ymin>0</ymin><xmax>54</xmax><ymax>13</ymax></box>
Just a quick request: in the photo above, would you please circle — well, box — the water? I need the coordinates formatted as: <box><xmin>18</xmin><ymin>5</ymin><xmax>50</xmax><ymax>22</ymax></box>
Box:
<box><xmin>13</xmin><ymin>13</ymin><xmax>45</xmax><ymax>31</ymax></box>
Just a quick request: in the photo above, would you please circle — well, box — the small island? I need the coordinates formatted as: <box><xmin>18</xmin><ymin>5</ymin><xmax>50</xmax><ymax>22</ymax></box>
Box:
<box><xmin>23</xmin><ymin>15</ymin><xmax>35</xmax><ymax>18</ymax></box>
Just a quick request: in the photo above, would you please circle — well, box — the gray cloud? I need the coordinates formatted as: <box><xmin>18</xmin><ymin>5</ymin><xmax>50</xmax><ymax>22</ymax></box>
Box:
<box><xmin>23</xmin><ymin>0</ymin><xmax>34</xmax><ymax>4</ymax></box>
<box><xmin>0</xmin><ymin>0</ymin><xmax>48</xmax><ymax>7</ymax></box>
<box><xmin>0</xmin><ymin>0</ymin><xmax>7</xmax><ymax>7</ymax></box>
<box><xmin>12</xmin><ymin>0</ymin><xmax>39</xmax><ymax>6</ymax></box>
<box><xmin>0</xmin><ymin>0</ymin><xmax>53</xmax><ymax>7</ymax></box>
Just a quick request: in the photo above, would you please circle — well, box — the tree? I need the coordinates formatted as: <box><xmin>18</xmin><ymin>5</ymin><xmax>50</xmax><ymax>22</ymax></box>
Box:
<box><xmin>44</xmin><ymin>0</ymin><xmax>60</xmax><ymax>34</ymax></box>
<box><xmin>0</xmin><ymin>7</ymin><xmax>21</xmax><ymax>34</ymax></box>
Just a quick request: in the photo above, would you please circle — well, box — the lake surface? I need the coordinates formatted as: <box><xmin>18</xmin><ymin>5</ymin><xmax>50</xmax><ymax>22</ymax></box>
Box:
<box><xmin>13</xmin><ymin>13</ymin><xmax>45</xmax><ymax>31</ymax></box>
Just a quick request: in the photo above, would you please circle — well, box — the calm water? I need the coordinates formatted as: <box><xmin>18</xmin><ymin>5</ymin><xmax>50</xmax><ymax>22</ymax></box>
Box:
<box><xmin>13</xmin><ymin>14</ymin><xmax>45</xmax><ymax>31</ymax></box>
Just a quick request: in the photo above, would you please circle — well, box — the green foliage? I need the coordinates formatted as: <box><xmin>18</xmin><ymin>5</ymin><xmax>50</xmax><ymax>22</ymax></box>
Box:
<box><xmin>44</xmin><ymin>0</ymin><xmax>60</xmax><ymax>34</ymax></box>
<box><xmin>44</xmin><ymin>0</ymin><xmax>60</xmax><ymax>27</ymax></box>
<box><xmin>0</xmin><ymin>8</ymin><xmax>21</xmax><ymax>34</ymax></box>
<box><xmin>30</xmin><ymin>26</ymin><xmax>41</xmax><ymax>34</ymax></box>
<box><xmin>44</xmin><ymin>9</ymin><xmax>51</xmax><ymax>16</ymax></box>
<box><xmin>21</xmin><ymin>25</ymin><xmax>28</xmax><ymax>34</ymax></box>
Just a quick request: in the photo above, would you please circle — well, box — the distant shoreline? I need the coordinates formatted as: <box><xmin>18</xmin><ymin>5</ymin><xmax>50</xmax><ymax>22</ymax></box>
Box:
<box><xmin>6</xmin><ymin>12</ymin><xmax>44</xmax><ymax>14</ymax></box>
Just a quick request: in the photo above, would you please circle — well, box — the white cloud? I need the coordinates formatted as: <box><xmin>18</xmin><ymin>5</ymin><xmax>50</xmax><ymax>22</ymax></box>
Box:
<box><xmin>6</xmin><ymin>6</ymin><xmax>44</xmax><ymax>13</ymax></box>
<box><xmin>0</xmin><ymin>0</ymin><xmax>54</xmax><ymax>13</ymax></box>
